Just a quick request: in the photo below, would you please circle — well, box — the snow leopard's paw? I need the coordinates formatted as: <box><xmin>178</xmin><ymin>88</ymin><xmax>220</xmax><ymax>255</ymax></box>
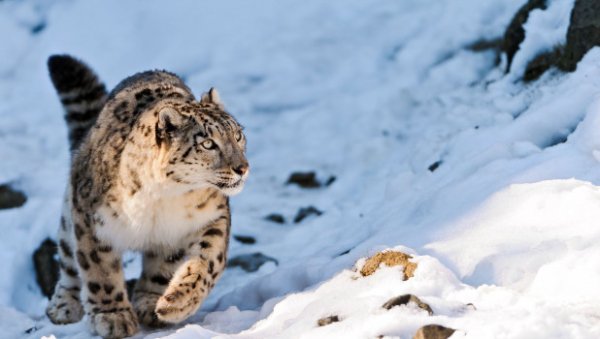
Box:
<box><xmin>46</xmin><ymin>286</ymin><xmax>84</xmax><ymax>325</ymax></box>
<box><xmin>133</xmin><ymin>291</ymin><xmax>167</xmax><ymax>328</ymax></box>
<box><xmin>155</xmin><ymin>280</ymin><xmax>202</xmax><ymax>324</ymax></box>
<box><xmin>89</xmin><ymin>307</ymin><xmax>138</xmax><ymax>339</ymax></box>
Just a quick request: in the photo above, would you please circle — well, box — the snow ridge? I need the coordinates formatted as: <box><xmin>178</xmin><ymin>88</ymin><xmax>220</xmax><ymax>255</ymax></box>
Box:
<box><xmin>1</xmin><ymin>0</ymin><xmax>600</xmax><ymax>338</ymax></box>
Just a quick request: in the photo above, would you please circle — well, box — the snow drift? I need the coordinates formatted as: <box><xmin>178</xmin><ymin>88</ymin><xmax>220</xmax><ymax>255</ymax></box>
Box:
<box><xmin>1</xmin><ymin>0</ymin><xmax>600</xmax><ymax>338</ymax></box>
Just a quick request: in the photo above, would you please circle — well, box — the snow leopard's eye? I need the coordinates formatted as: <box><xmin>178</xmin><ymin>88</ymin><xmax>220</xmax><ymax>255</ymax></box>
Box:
<box><xmin>234</xmin><ymin>131</ymin><xmax>243</xmax><ymax>142</ymax></box>
<box><xmin>201</xmin><ymin>139</ymin><xmax>216</xmax><ymax>150</ymax></box>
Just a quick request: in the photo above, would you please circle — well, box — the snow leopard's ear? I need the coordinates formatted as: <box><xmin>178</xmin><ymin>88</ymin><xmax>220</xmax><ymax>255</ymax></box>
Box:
<box><xmin>155</xmin><ymin>106</ymin><xmax>186</xmax><ymax>147</ymax></box>
<box><xmin>200</xmin><ymin>87</ymin><xmax>223</xmax><ymax>108</ymax></box>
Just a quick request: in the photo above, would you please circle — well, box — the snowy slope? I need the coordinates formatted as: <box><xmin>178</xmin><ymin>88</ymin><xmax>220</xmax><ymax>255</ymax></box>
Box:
<box><xmin>1</xmin><ymin>0</ymin><xmax>600</xmax><ymax>338</ymax></box>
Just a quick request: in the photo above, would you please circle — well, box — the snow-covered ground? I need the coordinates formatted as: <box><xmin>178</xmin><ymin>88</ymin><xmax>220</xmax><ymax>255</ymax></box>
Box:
<box><xmin>1</xmin><ymin>0</ymin><xmax>600</xmax><ymax>338</ymax></box>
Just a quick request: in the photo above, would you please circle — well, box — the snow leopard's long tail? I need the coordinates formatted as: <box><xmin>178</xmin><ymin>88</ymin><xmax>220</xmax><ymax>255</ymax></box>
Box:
<box><xmin>48</xmin><ymin>55</ymin><xmax>107</xmax><ymax>151</ymax></box>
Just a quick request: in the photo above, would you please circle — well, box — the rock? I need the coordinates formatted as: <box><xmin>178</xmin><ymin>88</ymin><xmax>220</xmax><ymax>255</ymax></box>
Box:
<box><xmin>317</xmin><ymin>315</ymin><xmax>340</xmax><ymax>327</ymax></box>
<box><xmin>559</xmin><ymin>0</ymin><xmax>600</xmax><ymax>71</ymax></box>
<box><xmin>413</xmin><ymin>325</ymin><xmax>456</xmax><ymax>339</ymax></box>
<box><xmin>360</xmin><ymin>251</ymin><xmax>417</xmax><ymax>280</ymax></box>
<box><xmin>428</xmin><ymin>160</ymin><xmax>442</xmax><ymax>172</ymax></box>
<box><xmin>466</xmin><ymin>38</ymin><xmax>503</xmax><ymax>53</ymax></box>
<box><xmin>233</xmin><ymin>235</ymin><xmax>256</xmax><ymax>244</ymax></box>
<box><xmin>524</xmin><ymin>45</ymin><xmax>563</xmax><ymax>81</ymax></box>
<box><xmin>265</xmin><ymin>213</ymin><xmax>286</xmax><ymax>224</ymax></box>
<box><xmin>25</xmin><ymin>326</ymin><xmax>39</xmax><ymax>334</ymax></box>
<box><xmin>324</xmin><ymin>176</ymin><xmax>336</xmax><ymax>186</ymax></box>
<box><xmin>293</xmin><ymin>206</ymin><xmax>323</xmax><ymax>223</ymax></box>
<box><xmin>0</xmin><ymin>184</ymin><xmax>27</xmax><ymax>210</ymax></box>
<box><xmin>126</xmin><ymin>279</ymin><xmax>137</xmax><ymax>300</ymax></box>
<box><xmin>382</xmin><ymin>294</ymin><xmax>433</xmax><ymax>315</ymax></box>
<box><xmin>286</xmin><ymin>171</ymin><xmax>321</xmax><ymax>188</ymax></box>
<box><xmin>504</xmin><ymin>0</ymin><xmax>600</xmax><ymax>79</ymax></box>
<box><xmin>228</xmin><ymin>252</ymin><xmax>278</xmax><ymax>272</ymax></box>
<box><xmin>337</xmin><ymin>248</ymin><xmax>351</xmax><ymax>257</ymax></box>
<box><xmin>466</xmin><ymin>38</ymin><xmax>503</xmax><ymax>66</ymax></box>
<box><xmin>33</xmin><ymin>238</ymin><xmax>59</xmax><ymax>299</ymax></box>
<box><xmin>30</xmin><ymin>21</ymin><xmax>46</xmax><ymax>35</ymax></box>
<box><xmin>503</xmin><ymin>0</ymin><xmax>547</xmax><ymax>72</ymax></box>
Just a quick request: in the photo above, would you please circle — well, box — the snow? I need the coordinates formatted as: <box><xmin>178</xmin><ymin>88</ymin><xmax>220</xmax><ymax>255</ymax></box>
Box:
<box><xmin>1</xmin><ymin>0</ymin><xmax>600</xmax><ymax>338</ymax></box>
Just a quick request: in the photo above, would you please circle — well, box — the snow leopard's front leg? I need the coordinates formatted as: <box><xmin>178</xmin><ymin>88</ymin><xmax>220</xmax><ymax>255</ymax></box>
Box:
<box><xmin>72</xmin><ymin>209</ymin><xmax>138</xmax><ymax>338</ymax></box>
<box><xmin>132</xmin><ymin>249</ymin><xmax>185</xmax><ymax>327</ymax></box>
<box><xmin>155</xmin><ymin>212</ymin><xmax>230</xmax><ymax>323</ymax></box>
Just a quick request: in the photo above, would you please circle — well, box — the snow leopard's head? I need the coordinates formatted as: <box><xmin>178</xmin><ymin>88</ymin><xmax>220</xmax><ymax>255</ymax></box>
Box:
<box><xmin>155</xmin><ymin>88</ymin><xmax>249</xmax><ymax>196</ymax></box>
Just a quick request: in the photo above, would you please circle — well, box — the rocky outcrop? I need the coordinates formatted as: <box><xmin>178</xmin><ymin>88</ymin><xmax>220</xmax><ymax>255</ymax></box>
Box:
<box><xmin>382</xmin><ymin>294</ymin><xmax>433</xmax><ymax>315</ymax></box>
<box><xmin>294</xmin><ymin>206</ymin><xmax>323</xmax><ymax>223</ymax></box>
<box><xmin>0</xmin><ymin>184</ymin><xmax>27</xmax><ymax>210</ymax></box>
<box><xmin>523</xmin><ymin>46</ymin><xmax>563</xmax><ymax>82</ymax></box>
<box><xmin>360</xmin><ymin>251</ymin><xmax>417</xmax><ymax>280</ymax></box>
<box><xmin>413</xmin><ymin>325</ymin><xmax>455</xmax><ymax>339</ymax></box>
<box><xmin>503</xmin><ymin>0</ymin><xmax>547</xmax><ymax>72</ymax></box>
<box><xmin>33</xmin><ymin>238</ymin><xmax>59</xmax><ymax>298</ymax></box>
<box><xmin>228</xmin><ymin>252</ymin><xmax>278</xmax><ymax>272</ymax></box>
<box><xmin>559</xmin><ymin>0</ymin><xmax>600</xmax><ymax>71</ymax></box>
<box><xmin>317</xmin><ymin>315</ymin><xmax>340</xmax><ymax>327</ymax></box>
<box><xmin>287</xmin><ymin>172</ymin><xmax>321</xmax><ymax>188</ymax></box>
<box><xmin>506</xmin><ymin>0</ymin><xmax>600</xmax><ymax>81</ymax></box>
<box><xmin>286</xmin><ymin>171</ymin><xmax>335</xmax><ymax>188</ymax></box>
<box><xmin>265</xmin><ymin>213</ymin><xmax>286</xmax><ymax>224</ymax></box>
<box><xmin>233</xmin><ymin>235</ymin><xmax>256</xmax><ymax>244</ymax></box>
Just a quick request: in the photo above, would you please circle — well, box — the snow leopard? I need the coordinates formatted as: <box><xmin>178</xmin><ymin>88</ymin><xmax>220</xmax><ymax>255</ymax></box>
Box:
<box><xmin>45</xmin><ymin>55</ymin><xmax>249</xmax><ymax>338</ymax></box>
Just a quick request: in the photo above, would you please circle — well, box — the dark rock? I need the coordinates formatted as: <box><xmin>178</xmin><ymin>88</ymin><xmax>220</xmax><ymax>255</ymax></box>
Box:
<box><xmin>337</xmin><ymin>248</ymin><xmax>351</xmax><ymax>257</ymax></box>
<box><xmin>286</xmin><ymin>171</ymin><xmax>321</xmax><ymax>188</ymax></box>
<box><xmin>25</xmin><ymin>326</ymin><xmax>39</xmax><ymax>334</ymax></box>
<box><xmin>503</xmin><ymin>0</ymin><xmax>547</xmax><ymax>72</ymax></box>
<box><xmin>228</xmin><ymin>252</ymin><xmax>278</xmax><ymax>272</ymax></box>
<box><xmin>428</xmin><ymin>161</ymin><xmax>442</xmax><ymax>172</ymax></box>
<box><xmin>317</xmin><ymin>315</ymin><xmax>340</xmax><ymax>327</ymax></box>
<box><xmin>325</xmin><ymin>176</ymin><xmax>336</xmax><ymax>186</ymax></box>
<box><xmin>524</xmin><ymin>45</ymin><xmax>563</xmax><ymax>82</ymax></box>
<box><xmin>559</xmin><ymin>0</ymin><xmax>600</xmax><ymax>71</ymax></box>
<box><xmin>0</xmin><ymin>184</ymin><xmax>27</xmax><ymax>210</ymax></box>
<box><xmin>33</xmin><ymin>238</ymin><xmax>59</xmax><ymax>299</ymax></box>
<box><xmin>31</xmin><ymin>21</ymin><xmax>46</xmax><ymax>35</ymax></box>
<box><xmin>126</xmin><ymin>278</ymin><xmax>137</xmax><ymax>300</ymax></box>
<box><xmin>233</xmin><ymin>235</ymin><xmax>256</xmax><ymax>244</ymax></box>
<box><xmin>382</xmin><ymin>294</ymin><xmax>433</xmax><ymax>315</ymax></box>
<box><xmin>520</xmin><ymin>0</ymin><xmax>600</xmax><ymax>79</ymax></box>
<box><xmin>293</xmin><ymin>206</ymin><xmax>323</xmax><ymax>223</ymax></box>
<box><xmin>466</xmin><ymin>38</ymin><xmax>503</xmax><ymax>65</ymax></box>
<box><xmin>467</xmin><ymin>38</ymin><xmax>503</xmax><ymax>52</ymax></box>
<box><xmin>413</xmin><ymin>325</ymin><xmax>456</xmax><ymax>339</ymax></box>
<box><xmin>265</xmin><ymin>213</ymin><xmax>286</xmax><ymax>224</ymax></box>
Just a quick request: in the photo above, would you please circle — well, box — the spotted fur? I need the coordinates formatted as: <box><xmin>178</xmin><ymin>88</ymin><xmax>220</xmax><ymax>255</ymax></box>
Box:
<box><xmin>45</xmin><ymin>55</ymin><xmax>248</xmax><ymax>338</ymax></box>
<box><xmin>47</xmin><ymin>55</ymin><xmax>108</xmax><ymax>151</ymax></box>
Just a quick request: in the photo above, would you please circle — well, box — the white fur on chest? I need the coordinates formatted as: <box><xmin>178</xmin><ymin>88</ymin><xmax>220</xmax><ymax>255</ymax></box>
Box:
<box><xmin>96</xmin><ymin>187</ymin><xmax>222</xmax><ymax>251</ymax></box>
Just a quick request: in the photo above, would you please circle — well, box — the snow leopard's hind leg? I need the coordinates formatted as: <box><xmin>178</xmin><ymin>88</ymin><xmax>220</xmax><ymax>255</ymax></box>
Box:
<box><xmin>46</xmin><ymin>199</ymin><xmax>85</xmax><ymax>324</ymax></box>
<box><xmin>46</xmin><ymin>54</ymin><xmax>108</xmax><ymax>326</ymax></box>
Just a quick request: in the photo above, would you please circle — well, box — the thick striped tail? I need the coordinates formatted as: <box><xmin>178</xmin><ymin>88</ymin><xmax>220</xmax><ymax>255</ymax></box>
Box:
<box><xmin>47</xmin><ymin>55</ymin><xmax>107</xmax><ymax>151</ymax></box>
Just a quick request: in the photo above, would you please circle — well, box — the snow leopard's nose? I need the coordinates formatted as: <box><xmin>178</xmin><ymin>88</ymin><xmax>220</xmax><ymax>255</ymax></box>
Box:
<box><xmin>232</xmin><ymin>163</ymin><xmax>249</xmax><ymax>176</ymax></box>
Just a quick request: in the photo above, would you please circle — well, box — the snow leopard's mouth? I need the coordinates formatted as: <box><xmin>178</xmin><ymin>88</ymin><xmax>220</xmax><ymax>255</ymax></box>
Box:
<box><xmin>212</xmin><ymin>178</ymin><xmax>245</xmax><ymax>191</ymax></box>
<box><xmin>223</xmin><ymin>180</ymin><xmax>243</xmax><ymax>189</ymax></box>
<box><xmin>215</xmin><ymin>179</ymin><xmax>246</xmax><ymax>196</ymax></box>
